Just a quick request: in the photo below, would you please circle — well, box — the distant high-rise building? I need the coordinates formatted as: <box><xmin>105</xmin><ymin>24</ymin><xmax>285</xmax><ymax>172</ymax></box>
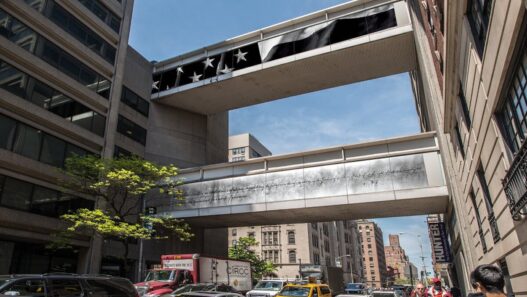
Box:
<box><xmin>228</xmin><ymin>133</ymin><xmax>271</xmax><ymax>162</ymax></box>
<box><xmin>357</xmin><ymin>220</ymin><xmax>387</xmax><ymax>288</ymax></box>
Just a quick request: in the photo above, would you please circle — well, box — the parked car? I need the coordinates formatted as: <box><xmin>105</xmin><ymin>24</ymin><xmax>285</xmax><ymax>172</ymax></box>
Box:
<box><xmin>246</xmin><ymin>280</ymin><xmax>290</xmax><ymax>297</ymax></box>
<box><xmin>344</xmin><ymin>284</ymin><xmax>368</xmax><ymax>295</ymax></box>
<box><xmin>156</xmin><ymin>284</ymin><xmax>239</xmax><ymax>297</ymax></box>
<box><xmin>0</xmin><ymin>273</ymin><xmax>138</xmax><ymax>297</ymax></box>
<box><xmin>179</xmin><ymin>292</ymin><xmax>245</xmax><ymax>297</ymax></box>
<box><xmin>276</xmin><ymin>283</ymin><xmax>332</xmax><ymax>297</ymax></box>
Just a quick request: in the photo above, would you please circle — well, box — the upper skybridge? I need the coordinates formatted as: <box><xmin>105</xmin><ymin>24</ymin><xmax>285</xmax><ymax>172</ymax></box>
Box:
<box><xmin>151</xmin><ymin>0</ymin><xmax>416</xmax><ymax>114</ymax></box>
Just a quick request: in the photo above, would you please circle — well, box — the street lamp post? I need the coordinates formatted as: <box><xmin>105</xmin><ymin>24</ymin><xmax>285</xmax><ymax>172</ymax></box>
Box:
<box><xmin>399</xmin><ymin>232</ymin><xmax>428</xmax><ymax>284</ymax></box>
<box><xmin>336</xmin><ymin>254</ymin><xmax>353</xmax><ymax>283</ymax></box>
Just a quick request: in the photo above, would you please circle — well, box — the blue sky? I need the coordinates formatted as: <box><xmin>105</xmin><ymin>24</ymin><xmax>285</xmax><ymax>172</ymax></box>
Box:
<box><xmin>130</xmin><ymin>0</ymin><xmax>433</xmax><ymax>276</ymax></box>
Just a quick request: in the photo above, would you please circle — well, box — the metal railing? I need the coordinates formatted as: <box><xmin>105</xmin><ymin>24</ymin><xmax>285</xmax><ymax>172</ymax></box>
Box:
<box><xmin>503</xmin><ymin>140</ymin><xmax>527</xmax><ymax>220</ymax></box>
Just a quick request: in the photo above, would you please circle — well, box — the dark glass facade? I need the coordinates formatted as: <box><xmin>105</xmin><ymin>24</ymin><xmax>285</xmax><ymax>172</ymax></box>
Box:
<box><xmin>0</xmin><ymin>8</ymin><xmax>111</xmax><ymax>98</ymax></box>
<box><xmin>117</xmin><ymin>115</ymin><xmax>147</xmax><ymax>145</ymax></box>
<box><xmin>0</xmin><ymin>239</ymin><xmax>79</xmax><ymax>274</ymax></box>
<box><xmin>0</xmin><ymin>60</ymin><xmax>106</xmax><ymax>136</ymax></box>
<box><xmin>0</xmin><ymin>174</ymin><xmax>94</xmax><ymax>217</ymax></box>
<box><xmin>121</xmin><ymin>86</ymin><xmax>149</xmax><ymax>117</ymax></box>
<box><xmin>77</xmin><ymin>0</ymin><xmax>121</xmax><ymax>33</ymax></box>
<box><xmin>24</xmin><ymin>0</ymin><xmax>117</xmax><ymax>64</ymax></box>
<box><xmin>0</xmin><ymin>113</ymin><xmax>94</xmax><ymax>168</ymax></box>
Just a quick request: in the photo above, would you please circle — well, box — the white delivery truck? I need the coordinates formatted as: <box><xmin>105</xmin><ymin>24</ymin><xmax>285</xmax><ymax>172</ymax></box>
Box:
<box><xmin>134</xmin><ymin>253</ymin><xmax>252</xmax><ymax>296</ymax></box>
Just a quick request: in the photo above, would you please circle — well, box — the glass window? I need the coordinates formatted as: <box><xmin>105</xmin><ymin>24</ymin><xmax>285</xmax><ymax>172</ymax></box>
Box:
<box><xmin>121</xmin><ymin>86</ymin><xmax>150</xmax><ymax>117</ymax></box>
<box><xmin>85</xmin><ymin>279</ymin><xmax>130</xmax><ymax>296</ymax></box>
<box><xmin>65</xmin><ymin>143</ymin><xmax>87</xmax><ymax>160</ymax></box>
<box><xmin>48</xmin><ymin>279</ymin><xmax>83</xmax><ymax>297</ymax></box>
<box><xmin>29</xmin><ymin>78</ymin><xmax>55</xmax><ymax>108</ymax></box>
<box><xmin>288</xmin><ymin>250</ymin><xmax>296</xmax><ymax>263</ymax></box>
<box><xmin>92</xmin><ymin>113</ymin><xmax>106</xmax><ymax>136</ymax></box>
<box><xmin>288</xmin><ymin>231</ymin><xmax>295</xmax><ymax>244</ymax></box>
<box><xmin>13</xmin><ymin>124</ymin><xmax>42</xmax><ymax>160</ymax></box>
<box><xmin>0</xmin><ymin>61</ymin><xmax>28</xmax><ymax>98</ymax></box>
<box><xmin>78</xmin><ymin>0</ymin><xmax>121</xmax><ymax>33</ymax></box>
<box><xmin>31</xmin><ymin>185</ymin><xmax>59</xmax><ymax>217</ymax></box>
<box><xmin>117</xmin><ymin>116</ymin><xmax>147</xmax><ymax>145</ymax></box>
<box><xmin>499</xmin><ymin>46</ymin><xmax>527</xmax><ymax>154</ymax></box>
<box><xmin>1</xmin><ymin>177</ymin><xmax>33</xmax><ymax>210</ymax></box>
<box><xmin>40</xmin><ymin>133</ymin><xmax>66</xmax><ymax>167</ymax></box>
<box><xmin>0</xmin><ymin>279</ymin><xmax>46</xmax><ymax>296</ymax></box>
<box><xmin>0</xmin><ymin>114</ymin><xmax>17</xmax><ymax>150</ymax></box>
<box><xmin>467</xmin><ymin>0</ymin><xmax>493</xmax><ymax>58</ymax></box>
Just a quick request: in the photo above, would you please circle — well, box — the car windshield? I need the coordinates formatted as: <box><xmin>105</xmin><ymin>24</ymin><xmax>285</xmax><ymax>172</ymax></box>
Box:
<box><xmin>255</xmin><ymin>281</ymin><xmax>283</xmax><ymax>291</ymax></box>
<box><xmin>346</xmin><ymin>284</ymin><xmax>363</xmax><ymax>290</ymax></box>
<box><xmin>145</xmin><ymin>270</ymin><xmax>173</xmax><ymax>281</ymax></box>
<box><xmin>174</xmin><ymin>285</ymin><xmax>215</xmax><ymax>294</ymax></box>
<box><xmin>0</xmin><ymin>278</ymin><xmax>12</xmax><ymax>288</ymax></box>
<box><xmin>279</xmin><ymin>287</ymin><xmax>311</xmax><ymax>297</ymax></box>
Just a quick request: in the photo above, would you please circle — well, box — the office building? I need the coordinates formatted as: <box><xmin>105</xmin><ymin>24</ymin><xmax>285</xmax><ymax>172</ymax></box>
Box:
<box><xmin>384</xmin><ymin>234</ymin><xmax>415</xmax><ymax>282</ymax></box>
<box><xmin>358</xmin><ymin>220</ymin><xmax>387</xmax><ymax>288</ymax></box>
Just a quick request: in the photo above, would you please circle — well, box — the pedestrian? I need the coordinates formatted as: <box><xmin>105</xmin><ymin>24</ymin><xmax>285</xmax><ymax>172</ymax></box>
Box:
<box><xmin>470</xmin><ymin>264</ymin><xmax>507</xmax><ymax>297</ymax></box>
<box><xmin>411</xmin><ymin>283</ymin><xmax>427</xmax><ymax>297</ymax></box>
<box><xmin>428</xmin><ymin>278</ymin><xmax>450</xmax><ymax>297</ymax></box>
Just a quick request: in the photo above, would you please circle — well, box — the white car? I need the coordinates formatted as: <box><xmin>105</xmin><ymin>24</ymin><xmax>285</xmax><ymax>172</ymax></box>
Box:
<box><xmin>246</xmin><ymin>280</ymin><xmax>289</xmax><ymax>297</ymax></box>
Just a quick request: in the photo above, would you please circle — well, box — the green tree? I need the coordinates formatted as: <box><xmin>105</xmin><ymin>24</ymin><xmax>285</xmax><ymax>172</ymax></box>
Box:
<box><xmin>55</xmin><ymin>154</ymin><xmax>193</xmax><ymax>276</ymax></box>
<box><xmin>228</xmin><ymin>236</ymin><xmax>276</xmax><ymax>281</ymax></box>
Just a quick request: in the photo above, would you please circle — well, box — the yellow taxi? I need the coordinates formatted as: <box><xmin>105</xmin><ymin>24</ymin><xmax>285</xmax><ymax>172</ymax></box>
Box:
<box><xmin>276</xmin><ymin>283</ymin><xmax>332</xmax><ymax>297</ymax></box>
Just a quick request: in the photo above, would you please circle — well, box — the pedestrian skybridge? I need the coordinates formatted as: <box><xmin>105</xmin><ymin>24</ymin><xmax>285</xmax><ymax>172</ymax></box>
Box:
<box><xmin>151</xmin><ymin>0</ymin><xmax>416</xmax><ymax>114</ymax></box>
<box><xmin>155</xmin><ymin>133</ymin><xmax>448</xmax><ymax>227</ymax></box>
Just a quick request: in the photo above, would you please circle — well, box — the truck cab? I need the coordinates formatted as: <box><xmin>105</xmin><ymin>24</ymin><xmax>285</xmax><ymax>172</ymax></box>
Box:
<box><xmin>134</xmin><ymin>268</ymin><xmax>193</xmax><ymax>296</ymax></box>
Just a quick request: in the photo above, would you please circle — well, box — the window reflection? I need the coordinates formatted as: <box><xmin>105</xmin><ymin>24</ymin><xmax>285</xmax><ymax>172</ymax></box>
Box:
<box><xmin>0</xmin><ymin>8</ymin><xmax>111</xmax><ymax>99</ymax></box>
<box><xmin>0</xmin><ymin>60</ymin><xmax>106</xmax><ymax>136</ymax></box>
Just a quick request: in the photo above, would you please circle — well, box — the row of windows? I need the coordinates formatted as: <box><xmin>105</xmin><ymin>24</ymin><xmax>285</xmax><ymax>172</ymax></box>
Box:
<box><xmin>231</xmin><ymin>156</ymin><xmax>245</xmax><ymax>162</ymax></box>
<box><xmin>113</xmin><ymin>145</ymin><xmax>132</xmax><ymax>158</ymax></box>
<box><xmin>78</xmin><ymin>0</ymin><xmax>121</xmax><ymax>33</ymax></box>
<box><xmin>0</xmin><ymin>173</ymin><xmax>94</xmax><ymax>217</ymax></box>
<box><xmin>0</xmin><ymin>59</ymin><xmax>106</xmax><ymax>136</ymax></box>
<box><xmin>0</xmin><ymin>113</ymin><xmax>92</xmax><ymax>168</ymax></box>
<box><xmin>121</xmin><ymin>86</ymin><xmax>149</xmax><ymax>117</ymax></box>
<box><xmin>262</xmin><ymin>250</ymin><xmax>279</xmax><ymax>264</ymax></box>
<box><xmin>232</xmin><ymin>147</ymin><xmax>245</xmax><ymax>155</ymax></box>
<box><xmin>117</xmin><ymin>115</ymin><xmax>147</xmax><ymax>145</ymax></box>
<box><xmin>0</xmin><ymin>8</ymin><xmax>111</xmax><ymax>99</ymax></box>
<box><xmin>25</xmin><ymin>0</ymin><xmax>117</xmax><ymax>65</ymax></box>
<box><xmin>262</xmin><ymin>231</ymin><xmax>279</xmax><ymax>246</ymax></box>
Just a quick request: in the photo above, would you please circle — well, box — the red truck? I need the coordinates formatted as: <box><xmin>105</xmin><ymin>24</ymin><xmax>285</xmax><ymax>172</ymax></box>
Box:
<box><xmin>134</xmin><ymin>254</ymin><xmax>252</xmax><ymax>296</ymax></box>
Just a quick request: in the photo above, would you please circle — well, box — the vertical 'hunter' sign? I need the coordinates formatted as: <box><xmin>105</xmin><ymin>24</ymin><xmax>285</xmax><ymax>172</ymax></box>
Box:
<box><xmin>428</xmin><ymin>222</ymin><xmax>452</xmax><ymax>263</ymax></box>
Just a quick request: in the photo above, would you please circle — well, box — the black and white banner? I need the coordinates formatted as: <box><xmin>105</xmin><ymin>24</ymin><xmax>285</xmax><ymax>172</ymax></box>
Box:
<box><xmin>428</xmin><ymin>222</ymin><xmax>453</xmax><ymax>263</ymax></box>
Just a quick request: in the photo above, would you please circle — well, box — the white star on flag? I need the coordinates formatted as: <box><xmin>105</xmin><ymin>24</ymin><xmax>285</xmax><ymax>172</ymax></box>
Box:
<box><xmin>203</xmin><ymin>57</ymin><xmax>215</xmax><ymax>68</ymax></box>
<box><xmin>177</xmin><ymin>66</ymin><xmax>184</xmax><ymax>73</ymax></box>
<box><xmin>234</xmin><ymin>49</ymin><xmax>248</xmax><ymax>63</ymax></box>
<box><xmin>152</xmin><ymin>81</ymin><xmax>159</xmax><ymax>90</ymax></box>
<box><xmin>220</xmin><ymin>64</ymin><xmax>233</xmax><ymax>74</ymax></box>
<box><xmin>190</xmin><ymin>72</ymin><xmax>202</xmax><ymax>82</ymax></box>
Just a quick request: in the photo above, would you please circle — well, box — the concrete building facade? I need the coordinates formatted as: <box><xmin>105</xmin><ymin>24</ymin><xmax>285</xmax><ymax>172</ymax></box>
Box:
<box><xmin>409</xmin><ymin>0</ymin><xmax>527</xmax><ymax>295</ymax></box>
<box><xmin>358</xmin><ymin>220</ymin><xmax>387</xmax><ymax>288</ymax></box>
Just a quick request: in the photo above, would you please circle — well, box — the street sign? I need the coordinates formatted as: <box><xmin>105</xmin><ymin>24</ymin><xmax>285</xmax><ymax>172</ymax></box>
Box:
<box><xmin>145</xmin><ymin>207</ymin><xmax>157</xmax><ymax>215</ymax></box>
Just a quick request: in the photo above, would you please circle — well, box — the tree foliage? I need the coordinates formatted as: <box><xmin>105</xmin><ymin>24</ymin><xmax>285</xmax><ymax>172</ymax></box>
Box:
<box><xmin>228</xmin><ymin>236</ymin><xmax>276</xmax><ymax>281</ymax></box>
<box><xmin>55</xmin><ymin>154</ymin><xmax>193</xmax><ymax>274</ymax></box>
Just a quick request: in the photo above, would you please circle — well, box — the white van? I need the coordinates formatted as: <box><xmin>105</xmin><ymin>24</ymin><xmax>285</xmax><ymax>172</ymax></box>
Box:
<box><xmin>246</xmin><ymin>280</ymin><xmax>290</xmax><ymax>297</ymax></box>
